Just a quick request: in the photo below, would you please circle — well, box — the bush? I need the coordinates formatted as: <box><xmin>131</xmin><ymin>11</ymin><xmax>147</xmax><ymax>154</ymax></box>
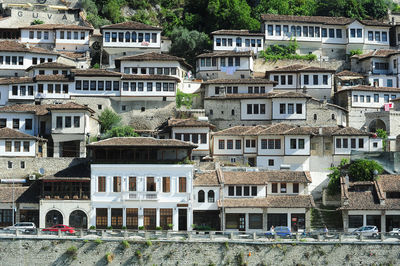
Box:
<box><xmin>327</xmin><ymin>158</ymin><xmax>348</xmax><ymax>195</ymax></box>
<box><xmin>98</xmin><ymin>108</ymin><xmax>121</xmax><ymax>133</ymax></box>
<box><xmin>136</xmin><ymin>250</ymin><xmax>142</xmax><ymax>259</ymax></box>
<box><xmin>31</xmin><ymin>19</ymin><xmax>44</xmax><ymax>25</ymax></box>
<box><xmin>122</xmin><ymin>240</ymin><xmax>130</xmax><ymax>249</ymax></box>
<box><xmin>156</xmin><ymin>226</ymin><xmax>163</xmax><ymax>230</ymax></box>
<box><xmin>105</xmin><ymin>126</ymin><xmax>139</xmax><ymax>138</ymax></box>
<box><xmin>349</xmin><ymin>49</ymin><xmax>362</xmax><ymax>56</ymax></box>
<box><xmin>138</xmin><ymin>226</ymin><xmax>145</xmax><ymax>230</ymax></box>
<box><xmin>83</xmin><ymin>239</ymin><xmax>89</xmax><ymax>243</ymax></box>
<box><xmin>176</xmin><ymin>89</ymin><xmax>198</xmax><ymax>109</ymax></box>
<box><xmin>105</xmin><ymin>252</ymin><xmax>114</xmax><ymax>264</ymax></box>
<box><xmin>66</xmin><ymin>246</ymin><xmax>77</xmax><ymax>256</ymax></box>
<box><xmin>89</xmin><ymin>225</ymin><xmax>96</xmax><ymax>230</ymax></box>
<box><xmin>348</xmin><ymin>159</ymin><xmax>383</xmax><ymax>181</ymax></box>
<box><xmin>260</xmin><ymin>40</ymin><xmax>317</xmax><ymax>61</ymax></box>
<box><xmin>146</xmin><ymin>240</ymin><xmax>152</xmax><ymax>247</ymax></box>
<box><xmin>167</xmin><ymin>224</ymin><xmax>173</xmax><ymax>230</ymax></box>
<box><xmin>106</xmin><ymin>226</ymin><xmax>113</xmax><ymax>230</ymax></box>
<box><xmin>94</xmin><ymin>239</ymin><xmax>103</xmax><ymax>245</ymax></box>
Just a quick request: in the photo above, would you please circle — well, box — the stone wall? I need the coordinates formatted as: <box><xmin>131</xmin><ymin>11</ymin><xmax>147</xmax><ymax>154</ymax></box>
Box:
<box><xmin>0</xmin><ymin>239</ymin><xmax>399</xmax><ymax>265</ymax></box>
<box><xmin>0</xmin><ymin>157</ymin><xmax>88</xmax><ymax>179</ymax></box>
<box><xmin>253</xmin><ymin>58</ymin><xmax>347</xmax><ymax>73</ymax></box>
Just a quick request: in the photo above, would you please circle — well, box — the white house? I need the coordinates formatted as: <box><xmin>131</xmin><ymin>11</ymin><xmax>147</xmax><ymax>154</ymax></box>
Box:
<box><xmin>19</xmin><ymin>24</ymin><xmax>93</xmax><ymax>52</ymax></box>
<box><xmin>100</xmin><ymin>21</ymin><xmax>163</xmax><ymax>68</ymax></box>
<box><xmin>88</xmin><ymin>137</ymin><xmax>197</xmax><ymax>231</ymax></box>
<box><xmin>261</xmin><ymin>14</ymin><xmax>391</xmax><ymax>60</ymax></box>
<box><xmin>266</xmin><ymin>64</ymin><xmax>335</xmax><ymax>101</ymax></box>
<box><xmin>0</xmin><ymin>40</ymin><xmax>59</xmax><ymax>77</ymax></box>
<box><xmin>211</xmin><ymin>29</ymin><xmax>264</xmax><ymax>54</ymax></box>
<box><xmin>0</xmin><ymin>127</ymin><xmax>46</xmax><ymax>158</ymax></box>
<box><xmin>196</xmin><ymin>51</ymin><xmax>254</xmax><ymax>80</ymax></box>
<box><xmin>26</xmin><ymin>62</ymin><xmax>76</xmax><ymax>77</ymax></box>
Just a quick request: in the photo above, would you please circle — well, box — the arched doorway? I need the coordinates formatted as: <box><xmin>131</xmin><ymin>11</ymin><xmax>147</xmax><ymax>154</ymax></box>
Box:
<box><xmin>69</xmin><ymin>210</ymin><xmax>88</xmax><ymax>229</ymax></box>
<box><xmin>369</xmin><ymin>119</ymin><xmax>386</xmax><ymax>132</ymax></box>
<box><xmin>45</xmin><ymin>210</ymin><xmax>63</xmax><ymax>227</ymax></box>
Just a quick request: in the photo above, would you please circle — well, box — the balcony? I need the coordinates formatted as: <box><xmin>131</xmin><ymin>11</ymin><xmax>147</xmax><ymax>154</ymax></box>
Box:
<box><xmin>124</xmin><ymin>191</ymin><xmax>159</xmax><ymax>201</ymax></box>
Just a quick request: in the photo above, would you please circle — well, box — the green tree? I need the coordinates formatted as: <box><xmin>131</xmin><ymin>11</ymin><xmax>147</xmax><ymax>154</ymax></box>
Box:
<box><xmin>376</xmin><ymin>129</ymin><xmax>388</xmax><ymax>151</ymax></box>
<box><xmin>327</xmin><ymin>158</ymin><xmax>349</xmax><ymax>195</ymax></box>
<box><xmin>105</xmin><ymin>125</ymin><xmax>139</xmax><ymax>138</ymax></box>
<box><xmin>348</xmin><ymin>159</ymin><xmax>384</xmax><ymax>182</ymax></box>
<box><xmin>98</xmin><ymin>108</ymin><xmax>121</xmax><ymax>133</ymax></box>
<box><xmin>176</xmin><ymin>89</ymin><xmax>198</xmax><ymax>109</ymax></box>
<box><xmin>253</xmin><ymin>0</ymin><xmax>317</xmax><ymax>18</ymax></box>
<box><xmin>31</xmin><ymin>19</ymin><xmax>44</xmax><ymax>25</ymax></box>
<box><xmin>169</xmin><ymin>27</ymin><xmax>211</xmax><ymax>68</ymax></box>
<box><xmin>103</xmin><ymin>0</ymin><xmax>125</xmax><ymax>23</ymax></box>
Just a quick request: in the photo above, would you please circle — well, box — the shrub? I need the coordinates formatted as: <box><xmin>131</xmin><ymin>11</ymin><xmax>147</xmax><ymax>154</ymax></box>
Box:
<box><xmin>122</xmin><ymin>240</ymin><xmax>130</xmax><ymax>249</ymax></box>
<box><xmin>349</xmin><ymin>49</ymin><xmax>363</xmax><ymax>56</ymax></box>
<box><xmin>167</xmin><ymin>224</ymin><xmax>173</xmax><ymax>230</ymax></box>
<box><xmin>260</xmin><ymin>40</ymin><xmax>317</xmax><ymax>61</ymax></box>
<box><xmin>348</xmin><ymin>159</ymin><xmax>383</xmax><ymax>181</ymax></box>
<box><xmin>224</xmin><ymin>241</ymin><xmax>229</xmax><ymax>249</ymax></box>
<box><xmin>83</xmin><ymin>239</ymin><xmax>89</xmax><ymax>243</ymax></box>
<box><xmin>121</xmin><ymin>226</ymin><xmax>127</xmax><ymax>230</ymax></box>
<box><xmin>138</xmin><ymin>226</ymin><xmax>145</xmax><ymax>230</ymax></box>
<box><xmin>31</xmin><ymin>19</ymin><xmax>44</xmax><ymax>25</ymax></box>
<box><xmin>136</xmin><ymin>250</ymin><xmax>142</xmax><ymax>259</ymax></box>
<box><xmin>89</xmin><ymin>225</ymin><xmax>96</xmax><ymax>230</ymax></box>
<box><xmin>106</xmin><ymin>226</ymin><xmax>113</xmax><ymax>230</ymax></box>
<box><xmin>156</xmin><ymin>226</ymin><xmax>163</xmax><ymax>230</ymax></box>
<box><xmin>105</xmin><ymin>252</ymin><xmax>114</xmax><ymax>263</ymax></box>
<box><xmin>98</xmin><ymin>108</ymin><xmax>121</xmax><ymax>133</ymax></box>
<box><xmin>146</xmin><ymin>240</ymin><xmax>152</xmax><ymax>247</ymax></box>
<box><xmin>176</xmin><ymin>89</ymin><xmax>198</xmax><ymax>109</ymax></box>
<box><xmin>66</xmin><ymin>246</ymin><xmax>77</xmax><ymax>256</ymax></box>
<box><xmin>94</xmin><ymin>239</ymin><xmax>103</xmax><ymax>245</ymax></box>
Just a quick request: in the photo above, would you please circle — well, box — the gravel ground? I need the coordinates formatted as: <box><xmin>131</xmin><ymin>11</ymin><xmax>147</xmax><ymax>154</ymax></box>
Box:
<box><xmin>1</xmin><ymin>239</ymin><xmax>400</xmax><ymax>265</ymax></box>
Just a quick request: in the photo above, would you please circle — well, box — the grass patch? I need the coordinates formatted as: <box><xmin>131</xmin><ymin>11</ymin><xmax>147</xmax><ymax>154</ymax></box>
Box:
<box><xmin>121</xmin><ymin>240</ymin><xmax>130</xmax><ymax>249</ymax></box>
<box><xmin>146</xmin><ymin>240</ymin><xmax>152</xmax><ymax>247</ymax></box>
<box><xmin>66</xmin><ymin>246</ymin><xmax>77</xmax><ymax>256</ymax></box>
<box><xmin>94</xmin><ymin>239</ymin><xmax>103</xmax><ymax>245</ymax></box>
<box><xmin>105</xmin><ymin>252</ymin><xmax>114</xmax><ymax>264</ymax></box>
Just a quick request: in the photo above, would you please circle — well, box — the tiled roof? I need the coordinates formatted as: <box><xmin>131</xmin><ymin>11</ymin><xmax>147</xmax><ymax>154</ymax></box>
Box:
<box><xmin>205</xmin><ymin>91</ymin><xmax>311</xmax><ymax>100</ymax></box>
<box><xmin>0</xmin><ymin>127</ymin><xmax>41</xmax><ymax>140</ymax></box>
<box><xmin>221</xmin><ymin>195</ymin><xmax>315</xmax><ymax>208</ymax></box>
<box><xmin>353</xmin><ymin>49</ymin><xmax>399</xmax><ymax>60</ymax></box>
<box><xmin>0</xmin><ymin>74</ymin><xmax>72</xmax><ymax>85</ymax></box>
<box><xmin>335</xmin><ymin>70</ymin><xmax>364</xmax><ymax>77</ymax></box>
<box><xmin>197</xmin><ymin>51</ymin><xmax>253</xmax><ymax>58</ymax></box>
<box><xmin>121</xmin><ymin>74</ymin><xmax>180</xmax><ymax>82</ymax></box>
<box><xmin>101</xmin><ymin>21</ymin><xmax>161</xmax><ymax>31</ymax></box>
<box><xmin>115</xmin><ymin>52</ymin><xmax>187</xmax><ymax>63</ymax></box>
<box><xmin>0</xmin><ymin>41</ymin><xmax>58</xmax><ymax>55</ymax></box>
<box><xmin>203</xmin><ymin>78</ymin><xmax>276</xmax><ymax>85</ymax></box>
<box><xmin>266</xmin><ymin>64</ymin><xmax>335</xmax><ymax>73</ymax></box>
<box><xmin>87</xmin><ymin>137</ymin><xmax>197</xmax><ymax>148</ymax></box>
<box><xmin>35</xmin><ymin>74</ymin><xmax>72</xmax><ymax>82</ymax></box>
<box><xmin>0</xmin><ymin>77</ymin><xmax>34</xmax><ymax>85</ymax></box>
<box><xmin>26</xmin><ymin>62</ymin><xmax>75</xmax><ymax>71</ymax></box>
<box><xmin>211</xmin><ymin>29</ymin><xmax>264</xmax><ymax>36</ymax></box>
<box><xmin>168</xmin><ymin>118</ymin><xmax>215</xmax><ymax>129</ymax></box>
<box><xmin>20</xmin><ymin>24</ymin><xmax>93</xmax><ymax>30</ymax></box>
<box><xmin>0</xmin><ymin>187</ymin><xmax>31</xmax><ymax>203</ymax></box>
<box><xmin>194</xmin><ymin>171</ymin><xmax>220</xmax><ymax>186</ymax></box>
<box><xmin>72</xmin><ymin>69</ymin><xmax>122</xmax><ymax>77</ymax></box>
<box><xmin>336</xmin><ymin>85</ymin><xmax>400</xmax><ymax>93</ymax></box>
<box><xmin>222</xmin><ymin>170</ymin><xmax>312</xmax><ymax>185</ymax></box>
<box><xmin>260</xmin><ymin>14</ymin><xmax>390</xmax><ymax>27</ymax></box>
<box><xmin>376</xmin><ymin>175</ymin><xmax>400</xmax><ymax>192</ymax></box>
<box><xmin>59</xmin><ymin>52</ymin><xmax>86</xmax><ymax>59</ymax></box>
<box><xmin>0</xmin><ymin>103</ymin><xmax>92</xmax><ymax>115</ymax></box>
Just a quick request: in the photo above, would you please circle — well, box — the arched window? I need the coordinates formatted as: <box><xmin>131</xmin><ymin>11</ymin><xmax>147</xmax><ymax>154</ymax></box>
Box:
<box><xmin>132</xmin><ymin>32</ymin><xmax>137</xmax><ymax>42</ymax></box>
<box><xmin>125</xmin><ymin>32</ymin><xmax>130</xmax><ymax>42</ymax></box>
<box><xmin>208</xmin><ymin>190</ymin><xmax>215</xmax><ymax>203</ymax></box>
<box><xmin>198</xmin><ymin>190</ymin><xmax>205</xmax><ymax>202</ymax></box>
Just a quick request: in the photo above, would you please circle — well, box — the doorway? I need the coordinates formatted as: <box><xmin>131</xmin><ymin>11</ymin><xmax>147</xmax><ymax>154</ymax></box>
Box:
<box><xmin>178</xmin><ymin>209</ymin><xmax>187</xmax><ymax>231</ymax></box>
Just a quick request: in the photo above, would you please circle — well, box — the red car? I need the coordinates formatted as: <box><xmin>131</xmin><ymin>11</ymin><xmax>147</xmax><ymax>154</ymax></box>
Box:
<box><xmin>42</xmin><ymin>224</ymin><xmax>76</xmax><ymax>234</ymax></box>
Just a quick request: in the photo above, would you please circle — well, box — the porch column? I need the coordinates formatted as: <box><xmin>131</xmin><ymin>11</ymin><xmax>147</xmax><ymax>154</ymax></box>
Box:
<box><xmin>188</xmin><ymin>206</ymin><xmax>193</xmax><ymax>231</ymax></box>
<box><xmin>173</xmin><ymin>208</ymin><xmax>178</xmax><ymax>231</ymax></box>
<box><xmin>80</xmin><ymin>140</ymin><xmax>86</xmax><ymax>157</ymax></box>
<box><xmin>287</xmin><ymin>212</ymin><xmax>291</xmax><ymax>232</ymax></box>
<box><xmin>138</xmin><ymin>208</ymin><xmax>144</xmax><ymax>227</ymax></box>
<box><xmin>305</xmin><ymin>209</ymin><xmax>311</xmax><ymax>232</ymax></box>
<box><xmin>53</xmin><ymin>141</ymin><xmax>60</xmax><ymax>158</ymax></box>
<box><xmin>381</xmin><ymin>210</ymin><xmax>386</xmax><ymax>232</ymax></box>
<box><xmin>363</xmin><ymin>214</ymin><xmax>367</xmax><ymax>227</ymax></box>
<box><xmin>156</xmin><ymin>208</ymin><xmax>160</xmax><ymax>228</ymax></box>
<box><xmin>263</xmin><ymin>209</ymin><xmax>268</xmax><ymax>231</ymax></box>
<box><xmin>107</xmin><ymin>207</ymin><xmax>111</xmax><ymax>227</ymax></box>
<box><xmin>122</xmin><ymin>208</ymin><xmax>126</xmax><ymax>227</ymax></box>
<box><xmin>245</xmin><ymin>213</ymin><xmax>249</xmax><ymax>231</ymax></box>
<box><xmin>342</xmin><ymin>210</ymin><xmax>348</xmax><ymax>232</ymax></box>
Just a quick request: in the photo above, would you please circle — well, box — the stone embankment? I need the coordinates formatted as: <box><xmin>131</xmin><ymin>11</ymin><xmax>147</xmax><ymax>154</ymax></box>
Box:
<box><xmin>1</xmin><ymin>239</ymin><xmax>400</xmax><ymax>265</ymax></box>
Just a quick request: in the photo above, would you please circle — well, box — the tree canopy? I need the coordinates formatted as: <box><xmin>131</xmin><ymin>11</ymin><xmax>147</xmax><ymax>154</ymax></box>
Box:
<box><xmin>105</xmin><ymin>125</ymin><xmax>139</xmax><ymax>138</ymax></box>
<box><xmin>98</xmin><ymin>108</ymin><xmax>122</xmax><ymax>133</ymax></box>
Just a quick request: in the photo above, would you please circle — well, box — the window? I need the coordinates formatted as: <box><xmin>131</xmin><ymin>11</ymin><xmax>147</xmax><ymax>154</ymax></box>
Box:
<box><xmin>280</xmin><ymin>103</ymin><xmax>286</xmax><ymax>114</ymax></box>
<box><xmin>20</xmin><ymin>161</ymin><xmax>25</xmax><ymax>169</ymax></box>
<box><xmin>162</xmin><ymin>177</ymin><xmax>170</xmax><ymax>192</ymax></box>
<box><xmin>350</xmin><ymin>29</ymin><xmax>356</xmax><ymax>38</ymax></box>
<box><xmin>29</xmin><ymin>31</ymin><xmax>34</xmax><ymax>39</ymax></box>
<box><xmin>387</xmin><ymin>79</ymin><xmax>393</xmax><ymax>87</ymax></box>
<box><xmin>227</xmin><ymin>140</ymin><xmax>233</xmax><ymax>149</ymax></box>
<box><xmin>198</xmin><ymin>190</ymin><xmax>205</xmax><ymax>202</ymax></box>
<box><xmin>288</xmin><ymin>75</ymin><xmax>293</xmax><ymax>85</ymax></box>
<box><xmin>56</xmin><ymin>116</ymin><xmax>62</xmax><ymax>129</ymax></box>
<box><xmin>293</xmin><ymin>183</ymin><xmax>299</xmax><ymax>193</ymax></box>
<box><xmin>65</xmin><ymin>116</ymin><xmax>71</xmax><ymax>128</ymax></box>
<box><xmin>82</xmin><ymin>81</ymin><xmax>88</xmax><ymax>91</ymax></box>
<box><xmin>267</xmin><ymin>25</ymin><xmax>273</xmax><ymax>36</ymax></box>
<box><xmin>374</xmin><ymin>94</ymin><xmax>379</xmax><ymax>102</ymax></box>
<box><xmin>303</xmin><ymin>26</ymin><xmax>308</xmax><ymax>37</ymax></box>
<box><xmin>179</xmin><ymin>177</ymin><xmax>186</xmax><ymax>192</ymax></box>
<box><xmin>359</xmin><ymin>138</ymin><xmax>364</xmax><ymax>148</ymax></box>
<box><xmin>7</xmin><ymin>161</ymin><xmax>12</xmax><ymax>169</ymax></box>
<box><xmin>218</xmin><ymin>140</ymin><xmax>225</xmax><ymax>149</ymax></box>
<box><xmin>275</xmin><ymin>25</ymin><xmax>281</xmax><ymax>36</ymax></box>
<box><xmin>298</xmin><ymin>139</ymin><xmax>305</xmax><ymax>149</ymax></box>
<box><xmin>73</xmin><ymin>31</ymin><xmax>78</xmax><ymax>40</ymax></box>
<box><xmin>235</xmin><ymin>139</ymin><xmax>241</xmax><ymax>149</ymax></box>
<box><xmin>236</xmin><ymin>186</ymin><xmax>242</xmax><ymax>196</ymax></box>
<box><xmin>98</xmin><ymin>176</ymin><xmax>106</xmax><ymax>192</ymax></box>
<box><xmin>151</xmin><ymin>33</ymin><xmax>157</xmax><ymax>43</ymax></box>
<box><xmin>382</xmin><ymin>32</ymin><xmax>387</xmax><ymax>42</ymax></box>
<box><xmin>208</xmin><ymin>190</ymin><xmax>215</xmax><ymax>202</ymax></box>
<box><xmin>113</xmin><ymin>81</ymin><xmax>119</xmax><ymax>91</ymax></box>
<box><xmin>328</xmin><ymin>28</ymin><xmax>334</xmax><ymax>38</ymax></box>
<box><xmin>357</xmin><ymin>29</ymin><xmax>362</xmax><ymax>38</ymax></box>
<box><xmin>310</xmin><ymin>27</ymin><xmax>315</xmax><ymax>37</ymax></box>
<box><xmin>349</xmin><ymin>215</ymin><xmax>363</xmax><ymax>228</ymax></box>
<box><xmin>272</xmin><ymin>183</ymin><xmax>278</xmax><ymax>193</ymax></box>
<box><xmin>90</xmin><ymin>81</ymin><xmax>96</xmax><ymax>91</ymax></box>
<box><xmin>228</xmin><ymin>186</ymin><xmax>234</xmax><ymax>196</ymax></box>
<box><xmin>81</xmin><ymin>31</ymin><xmax>85</xmax><ymax>40</ymax></box>
<box><xmin>281</xmin><ymin>183</ymin><xmax>287</xmax><ymax>193</ymax></box>
<box><xmin>14</xmin><ymin>141</ymin><xmax>20</xmax><ymax>152</ymax></box>
<box><xmin>290</xmin><ymin>139</ymin><xmax>297</xmax><ymax>149</ymax></box>
<box><xmin>201</xmin><ymin>133</ymin><xmax>207</xmax><ymax>144</ymax></box>
<box><xmin>251</xmin><ymin>186</ymin><xmax>257</xmax><ymax>196</ymax></box>
<box><xmin>0</xmin><ymin>119</ymin><xmax>5</xmax><ymax>128</ymax></box>
<box><xmin>384</xmin><ymin>94</ymin><xmax>389</xmax><ymax>103</ymax></box>
<box><xmin>360</xmin><ymin>95</ymin><xmax>364</xmax><ymax>102</ymax></box>
<box><xmin>147</xmin><ymin>177</ymin><xmax>156</xmax><ymax>192</ymax></box>
<box><xmin>37</xmin><ymin>31</ymin><xmax>42</xmax><ymax>39</ymax></box>
<box><xmin>323</xmin><ymin>75</ymin><xmax>328</xmax><ymax>85</ymax></box>
<box><xmin>23</xmin><ymin>141</ymin><xmax>29</xmax><ymax>152</ymax></box>
<box><xmin>268</xmin><ymin>159</ymin><xmax>274</xmax><ymax>166</ymax></box>
<box><xmin>73</xmin><ymin>116</ymin><xmax>80</xmax><ymax>127</ymax></box>
<box><xmin>375</xmin><ymin>31</ymin><xmax>381</xmax><ymax>41</ymax></box>
<box><xmin>368</xmin><ymin>31</ymin><xmax>373</xmax><ymax>41</ymax></box>
<box><xmin>336</xmin><ymin>29</ymin><xmax>342</xmax><ymax>38</ymax></box>
<box><xmin>353</xmin><ymin>95</ymin><xmax>358</xmax><ymax>102</ymax></box>
<box><xmin>343</xmin><ymin>138</ymin><xmax>348</xmax><ymax>148</ymax></box>
<box><xmin>313</xmin><ymin>75</ymin><xmax>318</xmax><ymax>85</ymax></box>
<box><xmin>281</xmin><ymin>75</ymin><xmax>286</xmax><ymax>85</ymax></box>
<box><xmin>303</xmin><ymin>75</ymin><xmax>309</xmax><ymax>85</ymax></box>
<box><xmin>13</xmin><ymin>119</ymin><xmax>19</xmax><ymax>129</ymax></box>
<box><xmin>5</xmin><ymin>141</ymin><xmax>11</xmax><ymax>152</ymax></box>
<box><xmin>236</xmin><ymin>37</ymin><xmax>242</xmax><ymax>47</ymax></box>
<box><xmin>105</xmin><ymin>32</ymin><xmax>110</xmax><ymax>42</ymax></box>
<box><xmin>322</xmin><ymin>28</ymin><xmax>327</xmax><ymax>37</ymax></box>
<box><xmin>247</xmin><ymin>104</ymin><xmax>252</xmax><ymax>114</ymax></box>
<box><xmin>296</xmin><ymin>104</ymin><xmax>302</xmax><ymax>114</ymax></box>
<box><xmin>25</xmin><ymin>119</ymin><xmax>32</xmax><ymax>131</ymax></box>
<box><xmin>288</xmin><ymin>103</ymin><xmax>294</xmax><ymax>114</ymax></box>
<box><xmin>235</xmin><ymin>57</ymin><xmax>240</xmax><ymax>67</ymax></box>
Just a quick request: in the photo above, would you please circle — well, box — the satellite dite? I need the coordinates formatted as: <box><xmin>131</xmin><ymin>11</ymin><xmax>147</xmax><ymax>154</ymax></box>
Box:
<box><xmin>0</xmin><ymin>0</ymin><xmax>85</xmax><ymax>29</ymax></box>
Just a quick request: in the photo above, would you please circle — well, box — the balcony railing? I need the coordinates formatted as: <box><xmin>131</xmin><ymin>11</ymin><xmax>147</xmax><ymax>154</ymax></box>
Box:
<box><xmin>124</xmin><ymin>191</ymin><xmax>159</xmax><ymax>201</ymax></box>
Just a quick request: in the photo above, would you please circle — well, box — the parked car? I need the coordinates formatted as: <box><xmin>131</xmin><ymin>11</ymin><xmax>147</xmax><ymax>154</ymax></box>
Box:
<box><xmin>42</xmin><ymin>224</ymin><xmax>75</xmax><ymax>234</ymax></box>
<box><xmin>4</xmin><ymin>222</ymin><xmax>36</xmax><ymax>233</ymax></box>
<box><xmin>352</xmin><ymin>226</ymin><xmax>378</xmax><ymax>237</ymax></box>
<box><xmin>389</xmin><ymin>228</ymin><xmax>400</xmax><ymax>235</ymax></box>
<box><xmin>265</xmin><ymin>226</ymin><xmax>292</xmax><ymax>237</ymax></box>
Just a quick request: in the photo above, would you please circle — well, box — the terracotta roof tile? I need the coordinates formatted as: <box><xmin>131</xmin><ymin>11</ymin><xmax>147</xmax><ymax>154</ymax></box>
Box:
<box><xmin>35</xmin><ymin>74</ymin><xmax>72</xmax><ymax>82</ymax></box>
<box><xmin>115</xmin><ymin>52</ymin><xmax>190</xmax><ymax>68</ymax></box>
<box><xmin>72</xmin><ymin>69</ymin><xmax>122</xmax><ymax>77</ymax></box>
<box><xmin>0</xmin><ymin>77</ymin><xmax>34</xmax><ymax>85</ymax></box>
<box><xmin>101</xmin><ymin>21</ymin><xmax>161</xmax><ymax>31</ymax></box>
<box><xmin>168</xmin><ymin>118</ymin><xmax>215</xmax><ymax>129</ymax></box>
<box><xmin>221</xmin><ymin>195</ymin><xmax>315</xmax><ymax>208</ymax></box>
<box><xmin>266</xmin><ymin>64</ymin><xmax>335</xmax><ymax>73</ymax></box>
<box><xmin>87</xmin><ymin>137</ymin><xmax>197</xmax><ymax>148</ymax></box>
<box><xmin>353</xmin><ymin>49</ymin><xmax>399</xmax><ymax>60</ymax></box>
<box><xmin>0</xmin><ymin>127</ymin><xmax>42</xmax><ymax>140</ymax></box>
<box><xmin>336</xmin><ymin>70</ymin><xmax>364</xmax><ymax>77</ymax></box>
<box><xmin>197</xmin><ymin>51</ymin><xmax>253</xmax><ymax>58</ymax></box>
<box><xmin>205</xmin><ymin>91</ymin><xmax>311</xmax><ymax>100</ymax></box>
<box><xmin>121</xmin><ymin>74</ymin><xmax>180</xmax><ymax>82</ymax></box>
<box><xmin>0</xmin><ymin>187</ymin><xmax>30</xmax><ymax>203</ymax></box>
<box><xmin>59</xmin><ymin>52</ymin><xmax>86</xmax><ymax>59</ymax></box>
<box><xmin>223</xmin><ymin>170</ymin><xmax>312</xmax><ymax>184</ymax></box>
<box><xmin>203</xmin><ymin>78</ymin><xmax>275</xmax><ymax>85</ymax></box>
<box><xmin>0</xmin><ymin>40</ymin><xmax>58</xmax><ymax>55</ymax></box>
<box><xmin>194</xmin><ymin>171</ymin><xmax>219</xmax><ymax>186</ymax></box>
<box><xmin>211</xmin><ymin>29</ymin><xmax>264</xmax><ymax>36</ymax></box>
<box><xmin>0</xmin><ymin>103</ymin><xmax>92</xmax><ymax>115</ymax></box>
<box><xmin>336</xmin><ymin>85</ymin><xmax>400</xmax><ymax>93</ymax></box>
<box><xmin>26</xmin><ymin>62</ymin><xmax>75</xmax><ymax>71</ymax></box>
